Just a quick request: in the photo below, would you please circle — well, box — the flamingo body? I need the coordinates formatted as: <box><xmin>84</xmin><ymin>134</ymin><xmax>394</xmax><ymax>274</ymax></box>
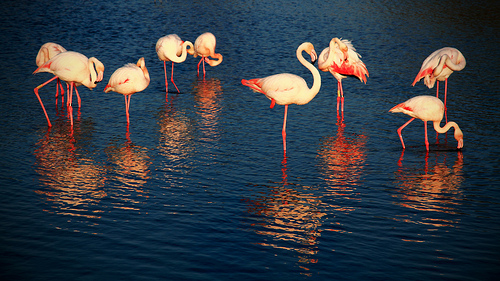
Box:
<box><xmin>104</xmin><ymin>57</ymin><xmax>150</xmax><ymax>124</ymax></box>
<box><xmin>242</xmin><ymin>42</ymin><xmax>321</xmax><ymax>153</ymax></box>
<box><xmin>188</xmin><ymin>32</ymin><xmax>223</xmax><ymax>77</ymax></box>
<box><xmin>156</xmin><ymin>34</ymin><xmax>193</xmax><ymax>93</ymax></box>
<box><xmin>35</xmin><ymin>42</ymin><xmax>67</xmax><ymax>103</ymax></box>
<box><xmin>33</xmin><ymin>51</ymin><xmax>104</xmax><ymax>126</ymax></box>
<box><xmin>412</xmin><ymin>47</ymin><xmax>466</xmax><ymax>89</ymax></box>
<box><xmin>389</xmin><ymin>95</ymin><xmax>463</xmax><ymax>150</ymax></box>
<box><xmin>318</xmin><ymin>38</ymin><xmax>369</xmax><ymax>112</ymax></box>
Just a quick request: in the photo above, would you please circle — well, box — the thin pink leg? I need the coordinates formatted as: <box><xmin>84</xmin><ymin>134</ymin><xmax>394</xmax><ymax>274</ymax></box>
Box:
<box><xmin>164</xmin><ymin>61</ymin><xmax>168</xmax><ymax>94</ymax></box>
<box><xmin>282</xmin><ymin>105</ymin><xmax>288</xmax><ymax>153</ymax></box>
<box><xmin>336</xmin><ymin>80</ymin><xmax>341</xmax><ymax>112</ymax></box>
<box><xmin>424</xmin><ymin>120</ymin><xmax>429</xmax><ymax>151</ymax></box>
<box><xmin>75</xmin><ymin>87</ymin><xmax>81</xmax><ymax>109</ymax></box>
<box><xmin>124</xmin><ymin>95</ymin><xmax>131</xmax><ymax>124</ymax></box>
<box><xmin>444</xmin><ymin>78</ymin><xmax>448</xmax><ymax>123</ymax></box>
<box><xmin>397</xmin><ymin>117</ymin><xmax>415</xmax><ymax>149</ymax></box>
<box><xmin>436</xmin><ymin>80</ymin><xmax>439</xmax><ymax>98</ymax></box>
<box><xmin>34</xmin><ymin>76</ymin><xmax>58</xmax><ymax>127</ymax></box>
<box><xmin>197</xmin><ymin>57</ymin><xmax>203</xmax><ymax>76</ymax></box>
<box><xmin>171</xmin><ymin>62</ymin><xmax>179</xmax><ymax>92</ymax></box>
<box><xmin>202</xmin><ymin>57</ymin><xmax>206</xmax><ymax>78</ymax></box>
<box><xmin>340</xmin><ymin>80</ymin><xmax>345</xmax><ymax>112</ymax></box>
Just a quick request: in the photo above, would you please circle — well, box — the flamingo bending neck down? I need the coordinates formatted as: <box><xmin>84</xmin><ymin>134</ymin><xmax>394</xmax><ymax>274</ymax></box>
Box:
<box><xmin>318</xmin><ymin>37</ymin><xmax>369</xmax><ymax>113</ymax></box>
<box><xmin>156</xmin><ymin>34</ymin><xmax>194</xmax><ymax>95</ymax></box>
<box><xmin>389</xmin><ymin>95</ymin><xmax>463</xmax><ymax>151</ymax></box>
<box><xmin>241</xmin><ymin>42</ymin><xmax>321</xmax><ymax>154</ymax></box>
<box><xmin>33</xmin><ymin>51</ymin><xmax>104</xmax><ymax>127</ymax></box>
<box><xmin>35</xmin><ymin>42</ymin><xmax>67</xmax><ymax>104</ymax></box>
<box><xmin>412</xmin><ymin>47</ymin><xmax>466</xmax><ymax>122</ymax></box>
<box><xmin>104</xmin><ymin>57</ymin><xmax>150</xmax><ymax>124</ymax></box>
<box><xmin>188</xmin><ymin>32</ymin><xmax>223</xmax><ymax>78</ymax></box>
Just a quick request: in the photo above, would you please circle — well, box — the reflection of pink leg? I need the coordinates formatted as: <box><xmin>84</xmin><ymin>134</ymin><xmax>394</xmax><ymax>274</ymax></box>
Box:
<box><xmin>282</xmin><ymin>105</ymin><xmax>288</xmax><ymax>153</ymax></box>
<box><xmin>396</xmin><ymin>117</ymin><xmax>415</xmax><ymax>149</ymax></box>
<box><xmin>171</xmin><ymin>62</ymin><xmax>179</xmax><ymax>92</ymax></box>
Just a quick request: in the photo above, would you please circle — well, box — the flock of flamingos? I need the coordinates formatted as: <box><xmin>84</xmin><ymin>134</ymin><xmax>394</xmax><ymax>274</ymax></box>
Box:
<box><xmin>32</xmin><ymin>32</ymin><xmax>466</xmax><ymax>153</ymax></box>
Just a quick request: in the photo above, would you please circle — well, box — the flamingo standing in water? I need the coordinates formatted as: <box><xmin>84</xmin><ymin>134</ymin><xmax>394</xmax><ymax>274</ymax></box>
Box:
<box><xmin>104</xmin><ymin>57</ymin><xmax>150</xmax><ymax>124</ymax></box>
<box><xmin>318</xmin><ymin>37</ymin><xmax>369</xmax><ymax>112</ymax></box>
<box><xmin>241</xmin><ymin>42</ymin><xmax>321</xmax><ymax>153</ymax></box>
<box><xmin>35</xmin><ymin>42</ymin><xmax>67</xmax><ymax>102</ymax></box>
<box><xmin>156</xmin><ymin>34</ymin><xmax>194</xmax><ymax>94</ymax></box>
<box><xmin>188</xmin><ymin>32</ymin><xmax>223</xmax><ymax>78</ymax></box>
<box><xmin>389</xmin><ymin>95</ymin><xmax>464</xmax><ymax>151</ymax></box>
<box><xmin>33</xmin><ymin>51</ymin><xmax>105</xmax><ymax>127</ymax></box>
<box><xmin>412</xmin><ymin>47</ymin><xmax>466</xmax><ymax>122</ymax></box>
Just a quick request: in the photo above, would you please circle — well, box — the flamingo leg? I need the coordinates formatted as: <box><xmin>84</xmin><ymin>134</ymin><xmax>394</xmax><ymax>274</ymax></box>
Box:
<box><xmin>34</xmin><ymin>76</ymin><xmax>58</xmax><ymax>127</ymax></box>
<box><xmin>397</xmin><ymin>117</ymin><xmax>415</xmax><ymax>149</ymax></box>
<box><xmin>444</xmin><ymin>78</ymin><xmax>448</xmax><ymax>123</ymax></box>
<box><xmin>336</xmin><ymin>80</ymin><xmax>341</xmax><ymax>112</ymax></box>
<box><xmin>75</xmin><ymin>86</ymin><xmax>81</xmax><ymax>109</ymax></box>
<box><xmin>171</xmin><ymin>62</ymin><xmax>180</xmax><ymax>93</ymax></box>
<box><xmin>202</xmin><ymin>57</ymin><xmax>206</xmax><ymax>78</ymax></box>
<box><xmin>340</xmin><ymin>80</ymin><xmax>345</xmax><ymax>112</ymax></box>
<box><xmin>282</xmin><ymin>105</ymin><xmax>288</xmax><ymax>153</ymax></box>
<box><xmin>197</xmin><ymin>57</ymin><xmax>203</xmax><ymax>76</ymax></box>
<box><xmin>436</xmin><ymin>80</ymin><xmax>439</xmax><ymax>99</ymax></box>
<box><xmin>69</xmin><ymin>82</ymin><xmax>74</xmax><ymax>126</ymax></box>
<box><xmin>424</xmin><ymin>120</ymin><xmax>429</xmax><ymax>151</ymax></box>
<box><xmin>163</xmin><ymin>61</ymin><xmax>168</xmax><ymax>94</ymax></box>
<box><xmin>124</xmin><ymin>95</ymin><xmax>131</xmax><ymax>124</ymax></box>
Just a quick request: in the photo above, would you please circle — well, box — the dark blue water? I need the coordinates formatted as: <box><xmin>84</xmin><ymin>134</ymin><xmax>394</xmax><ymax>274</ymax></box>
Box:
<box><xmin>1</xmin><ymin>0</ymin><xmax>499</xmax><ymax>280</ymax></box>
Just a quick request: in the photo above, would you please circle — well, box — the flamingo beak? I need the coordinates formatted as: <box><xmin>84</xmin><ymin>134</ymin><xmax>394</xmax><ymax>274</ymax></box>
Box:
<box><xmin>310</xmin><ymin>50</ymin><xmax>318</xmax><ymax>65</ymax></box>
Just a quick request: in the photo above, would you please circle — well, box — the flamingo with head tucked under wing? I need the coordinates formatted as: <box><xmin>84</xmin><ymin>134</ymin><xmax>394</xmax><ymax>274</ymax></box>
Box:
<box><xmin>241</xmin><ymin>42</ymin><xmax>321</xmax><ymax>154</ymax></box>
<box><xmin>389</xmin><ymin>95</ymin><xmax>463</xmax><ymax>151</ymax></box>
<box><xmin>156</xmin><ymin>34</ymin><xmax>193</xmax><ymax>94</ymax></box>
<box><xmin>318</xmin><ymin>37</ymin><xmax>369</xmax><ymax>113</ymax></box>
<box><xmin>36</xmin><ymin>42</ymin><xmax>67</xmax><ymax>103</ymax></box>
<box><xmin>188</xmin><ymin>32</ymin><xmax>223</xmax><ymax>78</ymax></box>
<box><xmin>104</xmin><ymin>57</ymin><xmax>150</xmax><ymax>124</ymax></box>
<box><xmin>412</xmin><ymin>47</ymin><xmax>466</xmax><ymax>122</ymax></box>
<box><xmin>33</xmin><ymin>51</ymin><xmax>104</xmax><ymax>127</ymax></box>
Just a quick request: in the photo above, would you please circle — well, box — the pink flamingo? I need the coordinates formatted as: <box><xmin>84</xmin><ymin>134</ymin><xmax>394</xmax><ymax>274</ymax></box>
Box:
<box><xmin>188</xmin><ymin>32</ymin><xmax>223</xmax><ymax>78</ymax></box>
<box><xmin>33</xmin><ymin>51</ymin><xmax>105</xmax><ymax>127</ymax></box>
<box><xmin>36</xmin><ymin>42</ymin><xmax>67</xmax><ymax>102</ymax></box>
<box><xmin>155</xmin><ymin>34</ymin><xmax>194</xmax><ymax>94</ymax></box>
<box><xmin>104</xmin><ymin>57</ymin><xmax>150</xmax><ymax>124</ymax></box>
<box><xmin>318</xmin><ymin>37</ymin><xmax>369</xmax><ymax>112</ymax></box>
<box><xmin>412</xmin><ymin>47</ymin><xmax>466</xmax><ymax>121</ymax></box>
<box><xmin>389</xmin><ymin>95</ymin><xmax>464</xmax><ymax>151</ymax></box>
<box><xmin>241</xmin><ymin>42</ymin><xmax>321</xmax><ymax>153</ymax></box>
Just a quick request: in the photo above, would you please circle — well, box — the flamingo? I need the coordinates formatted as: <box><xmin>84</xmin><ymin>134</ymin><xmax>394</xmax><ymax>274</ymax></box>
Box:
<box><xmin>241</xmin><ymin>42</ymin><xmax>321</xmax><ymax>153</ymax></box>
<box><xmin>412</xmin><ymin>47</ymin><xmax>466</xmax><ymax>122</ymax></box>
<box><xmin>104</xmin><ymin>57</ymin><xmax>150</xmax><ymax>124</ymax></box>
<box><xmin>318</xmin><ymin>37</ymin><xmax>369</xmax><ymax>112</ymax></box>
<box><xmin>36</xmin><ymin>42</ymin><xmax>67</xmax><ymax>102</ymax></box>
<box><xmin>188</xmin><ymin>32</ymin><xmax>223</xmax><ymax>78</ymax></box>
<box><xmin>155</xmin><ymin>34</ymin><xmax>194</xmax><ymax>94</ymax></box>
<box><xmin>389</xmin><ymin>95</ymin><xmax>463</xmax><ymax>151</ymax></box>
<box><xmin>33</xmin><ymin>51</ymin><xmax>105</xmax><ymax>127</ymax></box>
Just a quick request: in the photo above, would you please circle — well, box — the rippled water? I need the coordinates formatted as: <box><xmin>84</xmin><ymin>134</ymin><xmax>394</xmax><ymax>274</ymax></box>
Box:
<box><xmin>1</xmin><ymin>0</ymin><xmax>499</xmax><ymax>280</ymax></box>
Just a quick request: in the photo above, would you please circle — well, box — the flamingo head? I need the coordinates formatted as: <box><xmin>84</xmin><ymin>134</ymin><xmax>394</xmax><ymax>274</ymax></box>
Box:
<box><xmin>455</xmin><ymin>127</ymin><xmax>464</xmax><ymax>149</ymax></box>
<box><xmin>302</xmin><ymin>42</ymin><xmax>317</xmax><ymax>64</ymax></box>
<box><xmin>93</xmin><ymin>58</ymin><xmax>105</xmax><ymax>84</ymax></box>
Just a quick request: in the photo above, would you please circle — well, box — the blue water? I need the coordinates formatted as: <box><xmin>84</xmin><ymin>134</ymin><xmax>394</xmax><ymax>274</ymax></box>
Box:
<box><xmin>1</xmin><ymin>0</ymin><xmax>499</xmax><ymax>280</ymax></box>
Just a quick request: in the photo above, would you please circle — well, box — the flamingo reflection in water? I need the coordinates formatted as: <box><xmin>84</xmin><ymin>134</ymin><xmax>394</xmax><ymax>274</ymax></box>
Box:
<box><xmin>393</xmin><ymin>150</ymin><xmax>464</xmax><ymax>230</ymax></box>
<box><xmin>243</xmin><ymin>156</ymin><xmax>326</xmax><ymax>271</ymax></box>
<box><xmin>193</xmin><ymin>78</ymin><xmax>223</xmax><ymax>143</ymax></box>
<box><xmin>105</xmin><ymin>131</ymin><xmax>152</xmax><ymax>202</ymax></box>
<box><xmin>34</xmin><ymin>121</ymin><xmax>107</xmax><ymax>223</ymax></box>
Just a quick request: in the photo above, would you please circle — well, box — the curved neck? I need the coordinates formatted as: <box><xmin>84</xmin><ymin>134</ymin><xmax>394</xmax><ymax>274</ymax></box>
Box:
<box><xmin>297</xmin><ymin>46</ymin><xmax>321</xmax><ymax>99</ymax></box>
<box><xmin>171</xmin><ymin>41</ymin><xmax>194</xmax><ymax>63</ymax></box>
<box><xmin>434</xmin><ymin>54</ymin><xmax>466</xmax><ymax>76</ymax></box>
<box><xmin>433</xmin><ymin>120</ymin><xmax>462</xmax><ymax>137</ymax></box>
<box><xmin>206</xmin><ymin>53</ymin><xmax>223</xmax><ymax>67</ymax></box>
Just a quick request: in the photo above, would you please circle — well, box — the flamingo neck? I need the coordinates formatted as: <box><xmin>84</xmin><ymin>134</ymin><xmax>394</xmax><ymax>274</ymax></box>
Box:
<box><xmin>433</xmin><ymin>54</ymin><xmax>466</xmax><ymax>76</ymax></box>
<box><xmin>171</xmin><ymin>41</ymin><xmax>194</xmax><ymax>63</ymax></box>
<box><xmin>433</xmin><ymin>120</ymin><xmax>463</xmax><ymax>139</ymax></box>
<box><xmin>206</xmin><ymin>53</ymin><xmax>223</xmax><ymax>67</ymax></box>
<box><xmin>297</xmin><ymin>44</ymin><xmax>321</xmax><ymax>100</ymax></box>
